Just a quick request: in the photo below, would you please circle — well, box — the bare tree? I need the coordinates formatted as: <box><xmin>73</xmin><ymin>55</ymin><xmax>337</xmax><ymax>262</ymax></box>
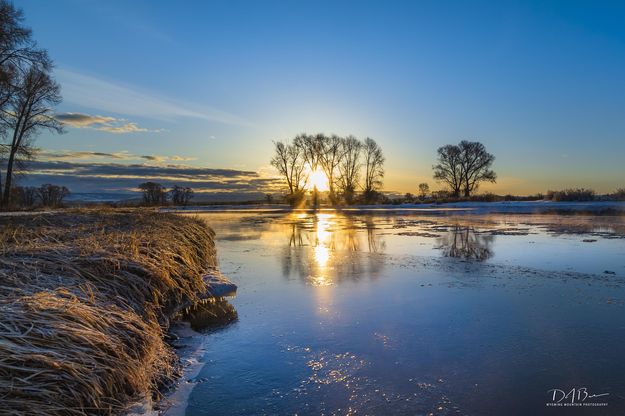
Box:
<box><xmin>432</xmin><ymin>141</ymin><xmax>496</xmax><ymax>198</ymax></box>
<box><xmin>270</xmin><ymin>140</ymin><xmax>307</xmax><ymax>204</ymax></box>
<box><xmin>418</xmin><ymin>182</ymin><xmax>429</xmax><ymax>199</ymax></box>
<box><xmin>294</xmin><ymin>133</ymin><xmax>325</xmax><ymax>171</ymax></box>
<box><xmin>0</xmin><ymin>2</ymin><xmax>49</xmax><ymax>113</ymax></box>
<box><xmin>458</xmin><ymin>140</ymin><xmax>496</xmax><ymax>197</ymax></box>
<box><xmin>363</xmin><ymin>137</ymin><xmax>384</xmax><ymax>203</ymax></box>
<box><xmin>37</xmin><ymin>183</ymin><xmax>69</xmax><ymax>208</ymax></box>
<box><xmin>0</xmin><ymin>1</ymin><xmax>50</xmax><ymax>200</ymax></box>
<box><xmin>170</xmin><ymin>185</ymin><xmax>194</xmax><ymax>205</ymax></box>
<box><xmin>10</xmin><ymin>184</ymin><xmax>36</xmax><ymax>207</ymax></box>
<box><xmin>433</xmin><ymin>144</ymin><xmax>464</xmax><ymax>197</ymax></box>
<box><xmin>139</xmin><ymin>182</ymin><xmax>167</xmax><ymax>205</ymax></box>
<box><xmin>1</xmin><ymin>66</ymin><xmax>63</xmax><ymax>205</ymax></box>
<box><xmin>293</xmin><ymin>133</ymin><xmax>327</xmax><ymax>206</ymax></box>
<box><xmin>337</xmin><ymin>135</ymin><xmax>362</xmax><ymax>204</ymax></box>
<box><xmin>318</xmin><ymin>134</ymin><xmax>344</xmax><ymax>203</ymax></box>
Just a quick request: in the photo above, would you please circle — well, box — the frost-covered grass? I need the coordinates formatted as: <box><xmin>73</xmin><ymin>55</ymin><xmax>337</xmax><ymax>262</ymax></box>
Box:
<box><xmin>0</xmin><ymin>209</ymin><xmax>217</xmax><ymax>415</ymax></box>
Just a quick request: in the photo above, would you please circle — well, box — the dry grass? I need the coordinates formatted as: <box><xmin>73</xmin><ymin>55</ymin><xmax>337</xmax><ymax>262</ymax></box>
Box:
<box><xmin>0</xmin><ymin>208</ymin><xmax>217</xmax><ymax>415</ymax></box>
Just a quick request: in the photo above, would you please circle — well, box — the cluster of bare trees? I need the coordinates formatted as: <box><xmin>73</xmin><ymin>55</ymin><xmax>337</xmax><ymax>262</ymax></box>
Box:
<box><xmin>138</xmin><ymin>182</ymin><xmax>167</xmax><ymax>205</ymax></box>
<box><xmin>138</xmin><ymin>182</ymin><xmax>194</xmax><ymax>206</ymax></box>
<box><xmin>0</xmin><ymin>1</ymin><xmax>63</xmax><ymax>208</ymax></box>
<box><xmin>432</xmin><ymin>140</ymin><xmax>496</xmax><ymax>197</ymax></box>
<box><xmin>170</xmin><ymin>185</ymin><xmax>194</xmax><ymax>205</ymax></box>
<box><xmin>10</xmin><ymin>183</ymin><xmax>69</xmax><ymax>208</ymax></box>
<box><xmin>36</xmin><ymin>183</ymin><xmax>69</xmax><ymax>207</ymax></box>
<box><xmin>271</xmin><ymin>134</ymin><xmax>385</xmax><ymax>205</ymax></box>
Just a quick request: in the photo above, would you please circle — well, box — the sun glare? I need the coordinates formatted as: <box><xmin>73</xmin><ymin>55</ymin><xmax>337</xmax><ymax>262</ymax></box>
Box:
<box><xmin>306</xmin><ymin>164</ymin><xmax>329</xmax><ymax>192</ymax></box>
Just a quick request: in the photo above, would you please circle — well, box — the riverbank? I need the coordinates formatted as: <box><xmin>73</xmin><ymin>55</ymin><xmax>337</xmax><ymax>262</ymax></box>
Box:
<box><xmin>163</xmin><ymin>200</ymin><xmax>625</xmax><ymax>215</ymax></box>
<box><xmin>0</xmin><ymin>209</ymin><xmax>231</xmax><ymax>415</ymax></box>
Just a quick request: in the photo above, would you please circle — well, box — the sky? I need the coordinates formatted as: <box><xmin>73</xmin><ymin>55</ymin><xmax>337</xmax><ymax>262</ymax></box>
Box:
<box><xmin>13</xmin><ymin>0</ymin><xmax>625</xmax><ymax>196</ymax></box>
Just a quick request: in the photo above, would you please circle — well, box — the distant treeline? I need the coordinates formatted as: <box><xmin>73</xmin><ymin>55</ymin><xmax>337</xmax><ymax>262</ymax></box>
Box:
<box><xmin>270</xmin><ymin>135</ymin><xmax>499</xmax><ymax>206</ymax></box>
<box><xmin>8</xmin><ymin>184</ymin><xmax>69</xmax><ymax>209</ymax></box>
<box><xmin>138</xmin><ymin>182</ymin><xmax>194</xmax><ymax>206</ymax></box>
<box><xmin>392</xmin><ymin>188</ymin><xmax>625</xmax><ymax>204</ymax></box>
<box><xmin>546</xmin><ymin>188</ymin><xmax>625</xmax><ymax>202</ymax></box>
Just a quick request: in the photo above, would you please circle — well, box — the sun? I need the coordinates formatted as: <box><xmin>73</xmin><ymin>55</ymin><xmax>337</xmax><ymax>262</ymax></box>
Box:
<box><xmin>305</xmin><ymin>164</ymin><xmax>329</xmax><ymax>192</ymax></box>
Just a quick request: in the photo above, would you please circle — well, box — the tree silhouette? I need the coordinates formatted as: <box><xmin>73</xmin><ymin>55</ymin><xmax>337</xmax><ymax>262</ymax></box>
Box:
<box><xmin>294</xmin><ymin>133</ymin><xmax>324</xmax><ymax>171</ymax></box>
<box><xmin>418</xmin><ymin>183</ymin><xmax>429</xmax><ymax>199</ymax></box>
<box><xmin>363</xmin><ymin>137</ymin><xmax>385</xmax><ymax>203</ymax></box>
<box><xmin>337</xmin><ymin>136</ymin><xmax>362</xmax><ymax>205</ymax></box>
<box><xmin>0</xmin><ymin>0</ymin><xmax>50</xmax><ymax>123</ymax></box>
<box><xmin>433</xmin><ymin>144</ymin><xmax>464</xmax><ymax>197</ymax></box>
<box><xmin>318</xmin><ymin>134</ymin><xmax>343</xmax><ymax>204</ymax></box>
<box><xmin>0</xmin><ymin>1</ymin><xmax>59</xmax><ymax>206</ymax></box>
<box><xmin>169</xmin><ymin>185</ymin><xmax>194</xmax><ymax>205</ymax></box>
<box><xmin>433</xmin><ymin>141</ymin><xmax>496</xmax><ymax>197</ymax></box>
<box><xmin>139</xmin><ymin>182</ymin><xmax>167</xmax><ymax>205</ymax></box>
<box><xmin>458</xmin><ymin>140</ymin><xmax>496</xmax><ymax>197</ymax></box>
<box><xmin>37</xmin><ymin>184</ymin><xmax>69</xmax><ymax>208</ymax></box>
<box><xmin>11</xmin><ymin>185</ymin><xmax>36</xmax><ymax>207</ymax></box>
<box><xmin>270</xmin><ymin>140</ymin><xmax>307</xmax><ymax>205</ymax></box>
<box><xmin>2</xmin><ymin>66</ymin><xmax>63</xmax><ymax>205</ymax></box>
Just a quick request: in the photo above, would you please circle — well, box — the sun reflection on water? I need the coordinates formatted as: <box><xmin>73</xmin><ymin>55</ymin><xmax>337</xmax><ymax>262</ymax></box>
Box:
<box><xmin>279</xmin><ymin>211</ymin><xmax>386</xmax><ymax>287</ymax></box>
<box><xmin>312</xmin><ymin>213</ymin><xmax>333</xmax><ymax>285</ymax></box>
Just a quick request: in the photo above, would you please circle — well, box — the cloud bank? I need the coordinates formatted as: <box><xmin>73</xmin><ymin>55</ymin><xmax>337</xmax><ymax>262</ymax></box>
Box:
<box><xmin>12</xmin><ymin>159</ymin><xmax>282</xmax><ymax>198</ymax></box>
<box><xmin>39</xmin><ymin>149</ymin><xmax>196</xmax><ymax>164</ymax></box>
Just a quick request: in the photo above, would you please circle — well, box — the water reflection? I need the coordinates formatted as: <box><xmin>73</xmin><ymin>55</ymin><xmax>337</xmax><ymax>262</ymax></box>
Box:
<box><xmin>281</xmin><ymin>212</ymin><xmax>386</xmax><ymax>285</ymax></box>
<box><xmin>436</xmin><ymin>225</ymin><xmax>494</xmax><ymax>261</ymax></box>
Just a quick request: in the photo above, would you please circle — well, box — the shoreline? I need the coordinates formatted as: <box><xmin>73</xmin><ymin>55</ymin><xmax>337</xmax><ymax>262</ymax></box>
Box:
<box><xmin>164</xmin><ymin>200</ymin><xmax>625</xmax><ymax>216</ymax></box>
<box><xmin>127</xmin><ymin>322</ymin><xmax>223</xmax><ymax>416</ymax></box>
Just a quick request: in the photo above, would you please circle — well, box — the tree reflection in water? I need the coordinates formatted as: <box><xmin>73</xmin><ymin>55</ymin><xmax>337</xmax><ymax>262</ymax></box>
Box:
<box><xmin>436</xmin><ymin>225</ymin><xmax>494</xmax><ymax>261</ymax></box>
<box><xmin>281</xmin><ymin>212</ymin><xmax>385</xmax><ymax>285</ymax></box>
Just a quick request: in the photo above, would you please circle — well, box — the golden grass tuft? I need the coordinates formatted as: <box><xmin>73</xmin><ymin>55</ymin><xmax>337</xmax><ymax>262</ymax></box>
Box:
<box><xmin>0</xmin><ymin>208</ymin><xmax>217</xmax><ymax>415</ymax></box>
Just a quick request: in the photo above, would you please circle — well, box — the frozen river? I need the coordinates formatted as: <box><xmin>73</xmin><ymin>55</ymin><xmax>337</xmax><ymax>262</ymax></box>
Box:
<box><xmin>176</xmin><ymin>210</ymin><xmax>625</xmax><ymax>415</ymax></box>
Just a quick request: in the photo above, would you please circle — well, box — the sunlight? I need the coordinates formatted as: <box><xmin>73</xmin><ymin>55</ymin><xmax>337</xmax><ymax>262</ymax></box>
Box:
<box><xmin>305</xmin><ymin>164</ymin><xmax>330</xmax><ymax>192</ymax></box>
<box><xmin>314</xmin><ymin>245</ymin><xmax>330</xmax><ymax>268</ymax></box>
<box><xmin>314</xmin><ymin>213</ymin><xmax>332</xmax><ymax>267</ymax></box>
<box><xmin>311</xmin><ymin>213</ymin><xmax>333</xmax><ymax>286</ymax></box>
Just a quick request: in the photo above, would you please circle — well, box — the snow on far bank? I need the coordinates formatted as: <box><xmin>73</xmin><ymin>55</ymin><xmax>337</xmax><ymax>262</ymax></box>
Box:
<box><xmin>163</xmin><ymin>200</ymin><xmax>625</xmax><ymax>215</ymax></box>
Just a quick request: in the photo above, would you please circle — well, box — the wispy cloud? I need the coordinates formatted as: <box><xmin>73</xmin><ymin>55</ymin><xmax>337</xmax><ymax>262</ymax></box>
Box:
<box><xmin>97</xmin><ymin>122</ymin><xmax>150</xmax><ymax>134</ymax></box>
<box><xmin>40</xmin><ymin>149</ymin><xmax>134</xmax><ymax>160</ymax></box>
<box><xmin>56</xmin><ymin>112</ymin><xmax>160</xmax><ymax>134</ymax></box>
<box><xmin>57</xmin><ymin>69</ymin><xmax>251</xmax><ymax>126</ymax></box>
<box><xmin>55</xmin><ymin>113</ymin><xmax>116</xmax><ymax>128</ymax></box>
<box><xmin>39</xmin><ymin>149</ymin><xmax>196</xmax><ymax>164</ymax></box>
<box><xmin>140</xmin><ymin>155</ymin><xmax>166</xmax><ymax>163</ymax></box>
<box><xmin>170</xmin><ymin>155</ymin><xmax>196</xmax><ymax>161</ymax></box>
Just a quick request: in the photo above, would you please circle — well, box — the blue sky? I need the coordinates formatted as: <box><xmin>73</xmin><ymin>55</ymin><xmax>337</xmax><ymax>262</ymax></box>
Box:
<box><xmin>15</xmin><ymin>0</ymin><xmax>625</xmax><ymax>195</ymax></box>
